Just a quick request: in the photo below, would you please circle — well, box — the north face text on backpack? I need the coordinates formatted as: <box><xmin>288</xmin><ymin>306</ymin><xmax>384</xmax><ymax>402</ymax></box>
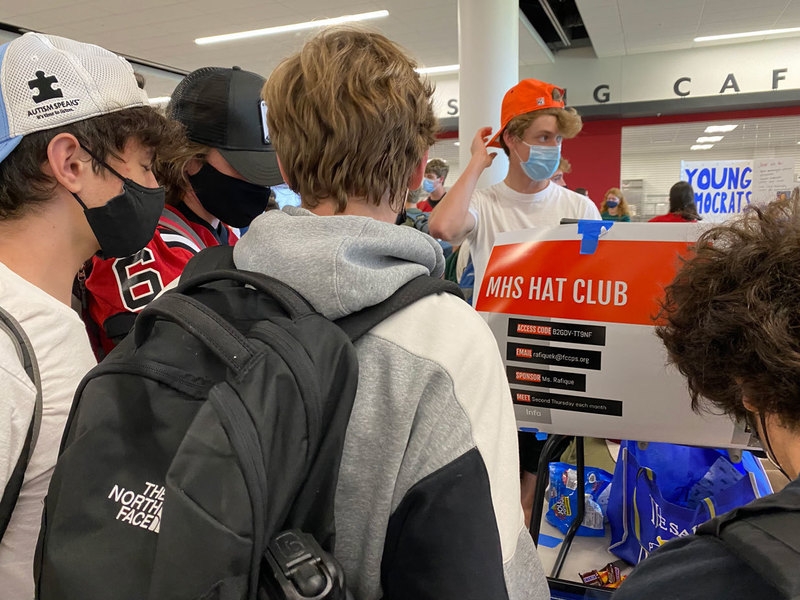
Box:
<box><xmin>107</xmin><ymin>481</ymin><xmax>163</xmax><ymax>533</ymax></box>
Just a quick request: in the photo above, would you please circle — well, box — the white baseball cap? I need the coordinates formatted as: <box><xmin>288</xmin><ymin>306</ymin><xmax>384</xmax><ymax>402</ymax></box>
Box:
<box><xmin>0</xmin><ymin>32</ymin><xmax>148</xmax><ymax>164</ymax></box>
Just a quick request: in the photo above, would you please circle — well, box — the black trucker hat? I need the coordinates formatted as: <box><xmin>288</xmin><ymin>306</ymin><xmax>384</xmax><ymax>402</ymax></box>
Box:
<box><xmin>167</xmin><ymin>66</ymin><xmax>283</xmax><ymax>187</ymax></box>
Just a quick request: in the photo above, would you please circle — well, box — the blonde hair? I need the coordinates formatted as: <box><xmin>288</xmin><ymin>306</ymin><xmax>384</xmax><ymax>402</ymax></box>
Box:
<box><xmin>262</xmin><ymin>27</ymin><xmax>438</xmax><ymax>212</ymax></box>
<box><xmin>499</xmin><ymin>107</ymin><xmax>582</xmax><ymax>156</ymax></box>
<box><xmin>601</xmin><ymin>187</ymin><xmax>630</xmax><ymax>217</ymax></box>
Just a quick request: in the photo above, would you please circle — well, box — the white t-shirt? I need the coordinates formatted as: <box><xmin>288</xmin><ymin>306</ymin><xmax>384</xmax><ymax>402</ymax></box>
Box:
<box><xmin>466</xmin><ymin>181</ymin><xmax>601</xmax><ymax>303</ymax></box>
<box><xmin>0</xmin><ymin>262</ymin><xmax>96</xmax><ymax>599</ymax></box>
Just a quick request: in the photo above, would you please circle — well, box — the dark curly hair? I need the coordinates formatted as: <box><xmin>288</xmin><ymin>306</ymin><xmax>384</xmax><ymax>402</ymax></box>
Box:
<box><xmin>656</xmin><ymin>197</ymin><xmax>800</xmax><ymax>430</ymax></box>
<box><xmin>0</xmin><ymin>106</ymin><xmax>185</xmax><ymax>220</ymax></box>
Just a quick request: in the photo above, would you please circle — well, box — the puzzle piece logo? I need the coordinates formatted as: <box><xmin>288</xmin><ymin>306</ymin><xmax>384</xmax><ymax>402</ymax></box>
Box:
<box><xmin>28</xmin><ymin>71</ymin><xmax>63</xmax><ymax>104</ymax></box>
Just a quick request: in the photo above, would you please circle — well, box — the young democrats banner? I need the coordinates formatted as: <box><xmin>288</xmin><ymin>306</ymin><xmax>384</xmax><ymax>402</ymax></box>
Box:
<box><xmin>680</xmin><ymin>160</ymin><xmax>753</xmax><ymax>223</ymax></box>
<box><xmin>680</xmin><ymin>159</ymin><xmax>795</xmax><ymax>222</ymax></box>
<box><xmin>476</xmin><ymin>221</ymin><xmax>757</xmax><ymax>449</ymax></box>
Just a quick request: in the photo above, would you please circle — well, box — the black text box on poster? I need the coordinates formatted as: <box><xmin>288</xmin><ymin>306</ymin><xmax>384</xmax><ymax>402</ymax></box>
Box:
<box><xmin>506</xmin><ymin>342</ymin><xmax>602</xmax><ymax>370</ymax></box>
<box><xmin>507</xmin><ymin>318</ymin><xmax>607</xmax><ymax>346</ymax></box>
<box><xmin>506</xmin><ymin>365</ymin><xmax>587</xmax><ymax>392</ymax></box>
<box><xmin>511</xmin><ymin>388</ymin><xmax>623</xmax><ymax>417</ymax></box>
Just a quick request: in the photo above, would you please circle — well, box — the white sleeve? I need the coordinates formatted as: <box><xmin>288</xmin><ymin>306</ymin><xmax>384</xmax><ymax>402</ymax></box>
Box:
<box><xmin>468</xmin><ymin>206</ymin><xmax>479</xmax><ymax>226</ymax></box>
<box><xmin>462</xmin><ymin>194</ymin><xmax>481</xmax><ymax>245</ymax></box>
<box><xmin>582</xmin><ymin>198</ymin><xmax>602</xmax><ymax>220</ymax></box>
<box><xmin>0</xmin><ymin>337</ymin><xmax>37</xmax><ymax>491</ymax></box>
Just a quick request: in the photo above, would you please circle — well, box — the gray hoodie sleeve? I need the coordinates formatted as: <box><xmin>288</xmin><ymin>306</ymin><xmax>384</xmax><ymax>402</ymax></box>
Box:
<box><xmin>334</xmin><ymin>293</ymin><xmax>549</xmax><ymax>600</ymax></box>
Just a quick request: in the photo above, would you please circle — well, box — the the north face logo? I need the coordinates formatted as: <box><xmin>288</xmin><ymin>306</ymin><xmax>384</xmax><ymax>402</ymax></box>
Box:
<box><xmin>28</xmin><ymin>71</ymin><xmax>63</xmax><ymax>104</ymax></box>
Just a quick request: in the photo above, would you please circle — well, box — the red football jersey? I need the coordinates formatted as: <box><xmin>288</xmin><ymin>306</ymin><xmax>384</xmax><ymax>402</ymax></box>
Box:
<box><xmin>82</xmin><ymin>204</ymin><xmax>238</xmax><ymax>357</ymax></box>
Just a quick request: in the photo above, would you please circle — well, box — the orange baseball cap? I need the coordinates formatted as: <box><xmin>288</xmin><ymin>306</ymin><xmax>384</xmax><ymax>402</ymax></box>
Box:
<box><xmin>487</xmin><ymin>79</ymin><xmax>566</xmax><ymax>148</ymax></box>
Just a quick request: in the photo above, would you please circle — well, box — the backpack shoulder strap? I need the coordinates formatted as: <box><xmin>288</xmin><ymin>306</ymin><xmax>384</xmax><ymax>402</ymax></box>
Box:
<box><xmin>335</xmin><ymin>275</ymin><xmax>464</xmax><ymax>342</ymax></box>
<box><xmin>696</xmin><ymin>482</ymin><xmax>800</xmax><ymax>597</ymax></box>
<box><xmin>159</xmin><ymin>207</ymin><xmax>207</xmax><ymax>252</ymax></box>
<box><xmin>0</xmin><ymin>306</ymin><xmax>42</xmax><ymax>541</ymax></box>
<box><xmin>179</xmin><ymin>246</ymin><xmax>236</xmax><ymax>282</ymax></box>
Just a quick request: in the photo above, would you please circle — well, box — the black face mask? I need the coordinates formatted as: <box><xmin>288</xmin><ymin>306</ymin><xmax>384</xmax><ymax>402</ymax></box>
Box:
<box><xmin>188</xmin><ymin>163</ymin><xmax>270</xmax><ymax>228</ymax></box>
<box><xmin>72</xmin><ymin>149</ymin><xmax>165</xmax><ymax>259</ymax></box>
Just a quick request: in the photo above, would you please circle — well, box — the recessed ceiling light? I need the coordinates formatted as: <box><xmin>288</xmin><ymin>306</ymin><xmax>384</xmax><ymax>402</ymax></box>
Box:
<box><xmin>454</xmin><ymin>141</ymin><xmax>460</xmax><ymax>146</ymax></box>
<box><xmin>705</xmin><ymin>124</ymin><xmax>738</xmax><ymax>133</ymax></box>
<box><xmin>695</xmin><ymin>26</ymin><xmax>800</xmax><ymax>43</ymax></box>
<box><xmin>148</xmin><ymin>96</ymin><xmax>171</xmax><ymax>104</ymax></box>
<box><xmin>696</xmin><ymin>136</ymin><xmax>724</xmax><ymax>143</ymax></box>
<box><xmin>415</xmin><ymin>64</ymin><xmax>460</xmax><ymax>75</ymax></box>
<box><xmin>195</xmin><ymin>10</ymin><xmax>390</xmax><ymax>45</ymax></box>
<box><xmin>691</xmin><ymin>144</ymin><xmax>714</xmax><ymax>150</ymax></box>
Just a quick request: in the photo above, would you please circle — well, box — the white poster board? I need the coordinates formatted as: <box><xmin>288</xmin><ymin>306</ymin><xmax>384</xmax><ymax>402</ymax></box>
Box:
<box><xmin>753</xmin><ymin>158</ymin><xmax>795</xmax><ymax>205</ymax></box>
<box><xmin>680</xmin><ymin>160</ymin><xmax>753</xmax><ymax>223</ymax></box>
<box><xmin>476</xmin><ymin>221</ymin><xmax>756</xmax><ymax>449</ymax></box>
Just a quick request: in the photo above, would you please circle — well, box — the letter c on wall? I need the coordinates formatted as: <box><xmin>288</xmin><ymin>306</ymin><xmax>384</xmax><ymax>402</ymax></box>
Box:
<box><xmin>673</xmin><ymin>77</ymin><xmax>691</xmax><ymax>97</ymax></box>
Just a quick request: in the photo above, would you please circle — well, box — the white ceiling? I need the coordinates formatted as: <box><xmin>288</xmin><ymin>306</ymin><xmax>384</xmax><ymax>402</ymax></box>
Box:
<box><xmin>577</xmin><ymin>0</ymin><xmax>800</xmax><ymax>57</ymax></box>
<box><xmin>1</xmin><ymin>0</ymin><xmax>553</xmax><ymax>96</ymax></box>
<box><xmin>5</xmin><ymin>0</ymin><xmax>800</xmax><ymax>98</ymax></box>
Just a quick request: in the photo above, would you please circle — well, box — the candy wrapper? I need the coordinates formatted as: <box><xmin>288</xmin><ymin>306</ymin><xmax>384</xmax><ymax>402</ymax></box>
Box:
<box><xmin>545</xmin><ymin>462</ymin><xmax>612</xmax><ymax>537</ymax></box>
<box><xmin>580</xmin><ymin>562</ymin><xmax>627</xmax><ymax>589</ymax></box>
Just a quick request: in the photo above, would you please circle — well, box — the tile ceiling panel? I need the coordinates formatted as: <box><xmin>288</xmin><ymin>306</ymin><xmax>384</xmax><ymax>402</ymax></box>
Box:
<box><xmin>11</xmin><ymin>0</ymin><xmax>798</xmax><ymax>93</ymax></box>
<box><xmin>577</xmin><ymin>0</ymin><xmax>800</xmax><ymax>57</ymax></box>
<box><xmin>4</xmin><ymin>0</ymin><xmax>555</xmax><ymax>87</ymax></box>
<box><xmin>3</xmin><ymin>0</ymin><xmax>460</xmax><ymax>76</ymax></box>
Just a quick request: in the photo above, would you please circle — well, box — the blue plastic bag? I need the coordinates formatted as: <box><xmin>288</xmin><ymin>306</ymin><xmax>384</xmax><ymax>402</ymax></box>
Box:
<box><xmin>546</xmin><ymin>462</ymin><xmax>612</xmax><ymax>537</ymax></box>
<box><xmin>458</xmin><ymin>257</ymin><xmax>474</xmax><ymax>305</ymax></box>
<box><xmin>607</xmin><ymin>441</ymin><xmax>772</xmax><ymax>564</ymax></box>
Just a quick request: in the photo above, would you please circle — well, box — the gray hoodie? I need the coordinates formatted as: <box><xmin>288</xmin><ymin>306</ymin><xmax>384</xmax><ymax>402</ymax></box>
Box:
<box><xmin>234</xmin><ymin>206</ymin><xmax>548</xmax><ymax>600</ymax></box>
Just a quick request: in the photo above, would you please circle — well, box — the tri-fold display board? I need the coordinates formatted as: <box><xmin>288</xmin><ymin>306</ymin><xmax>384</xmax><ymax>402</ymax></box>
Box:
<box><xmin>476</xmin><ymin>221</ymin><xmax>756</xmax><ymax>450</ymax></box>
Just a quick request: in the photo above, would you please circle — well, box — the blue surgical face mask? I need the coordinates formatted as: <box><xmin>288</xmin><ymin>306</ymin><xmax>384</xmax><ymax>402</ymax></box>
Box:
<box><xmin>516</xmin><ymin>140</ymin><xmax>562</xmax><ymax>182</ymax></box>
<box><xmin>605</xmin><ymin>198</ymin><xmax>620</xmax><ymax>209</ymax></box>
<box><xmin>422</xmin><ymin>178</ymin><xmax>436</xmax><ymax>193</ymax></box>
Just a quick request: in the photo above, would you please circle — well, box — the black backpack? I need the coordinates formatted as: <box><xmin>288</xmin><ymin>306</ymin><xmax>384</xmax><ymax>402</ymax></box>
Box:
<box><xmin>695</xmin><ymin>480</ymin><xmax>800</xmax><ymax>599</ymax></box>
<box><xmin>0</xmin><ymin>306</ymin><xmax>42</xmax><ymax>540</ymax></box>
<box><xmin>35</xmin><ymin>246</ymin><xmax>462</xmax><ymax>600</ymax></box>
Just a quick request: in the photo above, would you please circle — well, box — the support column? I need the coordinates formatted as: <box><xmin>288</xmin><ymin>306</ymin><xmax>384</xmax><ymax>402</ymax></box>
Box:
<box><xmin>458</xmin><ymin>0</ymin><xmax>519</xmax><ymax>187</ymax></box>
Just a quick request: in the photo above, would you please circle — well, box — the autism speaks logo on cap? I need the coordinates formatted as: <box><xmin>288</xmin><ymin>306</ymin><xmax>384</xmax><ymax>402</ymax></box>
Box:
<box><xmin>487</xmin><ymin>79</ymin><xmax>568</xmax><ymax>148</ymax></box>
<box><xmin>28</xmin><ymin>71</ymin><xmax>63</xmax><ymax>104</ymax></box>
<box><xmin>25</xmin><ymin>69</ymin><xmax>82</xmax><ymax>122</ymax></box>
<box><xmin>0</xmin><ymin>32</ymin><xmax>148</xmax><ymax>164</ymax></box>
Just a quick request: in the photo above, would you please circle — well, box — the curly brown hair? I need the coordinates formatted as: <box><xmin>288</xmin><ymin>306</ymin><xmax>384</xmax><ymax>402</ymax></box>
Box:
<box><xmin>0</xmin><ymin>106</ymin><xmax>184</xmax><ymax>220</ymax></box>
<box><xmin>656</xmin><ymin>197</ymin><xmax>800</xmax><ymax>430</ymax></box>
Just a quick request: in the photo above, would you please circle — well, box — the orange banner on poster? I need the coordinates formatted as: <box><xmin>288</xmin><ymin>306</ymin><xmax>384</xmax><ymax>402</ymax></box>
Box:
<box><xmin>475</xmin><ymin>239</ymin><xmax>693</xmax><ymax>326</ymax></box>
